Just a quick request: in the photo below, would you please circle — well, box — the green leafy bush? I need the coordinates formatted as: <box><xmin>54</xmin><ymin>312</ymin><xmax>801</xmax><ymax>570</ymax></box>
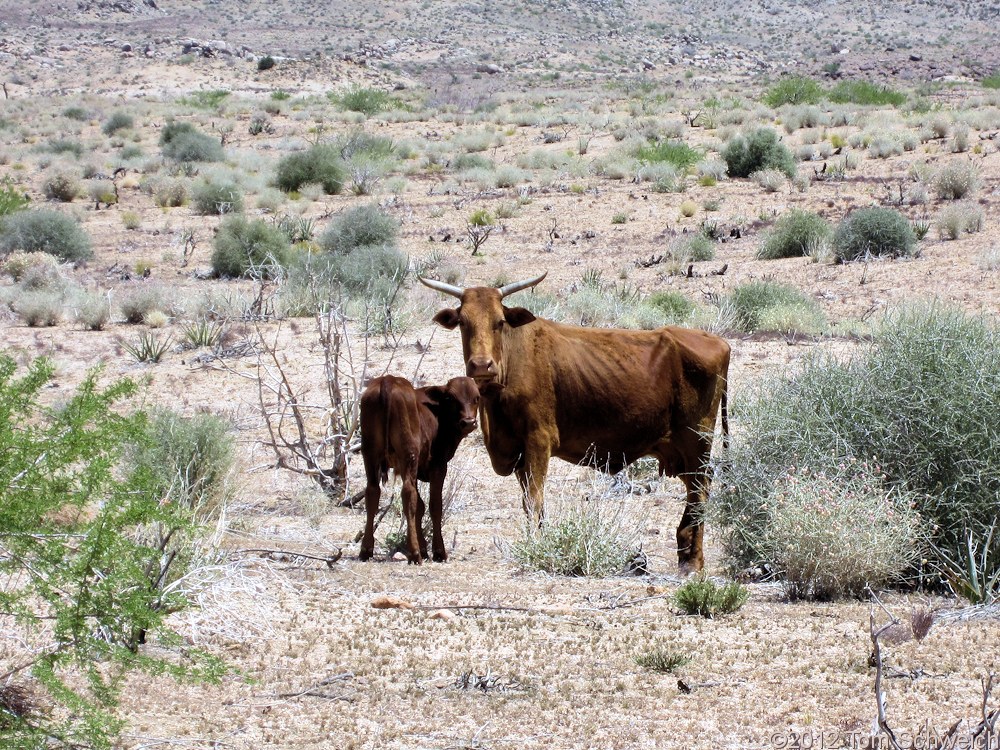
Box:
<box><xmin>159</xmin><ymin>121</ymin><xmax>224</xmax><ymax>162</ymax></box>
<box><xmin>673</xmin><ymin>577</ymin><xmax>749</xmax><ymax>617</ymax></box>
<box><xmin>102</xmin><ymin>110</ymin><xmax>135</xmax><ymax>135</ymax></box>
<box><xmin>761</xmin><ymin>467</ymin><xmax>922</xmax><ymax>599</ymax></box>
<box><xmin>0</xmin><ymin>357</ymin><xmax>225</xmax><ymax>749</ymax></box>
<box><xmin>211</xmin><ymin>214</ymin><xmax>291</xmax><ymax>278</ymax></box>
<box><xmin>509</xmin><ymin>496</ymin><xmax>642</xmax><ymax>577</ymax></box>
<box><xmin>828</xmin><ymin>80</ymin><xmax>906</xmax><ymax>106</ymax></box>
<box><xmin>981</xmin><ymin>71</ymin><xmax>1000</xmax><ymax>89</ymax></box>
<box><xmin>712</xmin><ymin>305</ymin><xmax>1000</xmax><ymax>601</ymax></box>
<box><xmin>635</xmin><ymin>139</ymin><xmax>702</xmax><ymax>169</ymax></box>
<box><xmin>0</xmin><ymin>209</ymin><xmax>93</xmax><ymax>262</ymax></box>
<box><xmin>319</xmin><ymin>204</ymin><xmax>398</xmax><ymax>254</ymax></box>
<box><xmin>0</xmin><ymin>177</ymin><xmax>31</xmax><ymax>216</ymax></box>
<box><xmin>728</xmin><ymin>280</ymin><xmax>826</xmax><ymax>334</ymax></box>
<box><xmin>333</xmin><ymin>85</ymin><xmax>393</xmax><ymax>116</ymax></box>
<box><xmin>273</xmin><ymin>144</ymin><xmax>345</xmax><ymax>194</ymax></box>
<box><xmin>644</xmin><ymin>291</ymin><xmax>695</xmax><ymax>323</ymax></box>
<box><xmin>758</xmin><ymin>209</ymin><xmax>832</xmax><ymax>259</ymax></box>
<box><xmin>191</xmin><ymin>179</ymin><xmax>245</xmax><ymax>215</ymax></box>
<box><xmin>833</xmin><ymin>207</ymin><xmax>917</xmax><ymax>262</ymax></box>
<box><xmin>763</xmin><ymin>76</ymin><xmax>823</xmax><ymax>107</ymax></box>
<box><xmin>722</xmin><ymin>128</ymin><xmax>796</xmax><ymax>178</ymax></box>
<box><xmin>635</xmin><ymin>648</ymin><xmax>690</xmax><ymax>673</ymax></box>
<box><xmin>257</xmin><ymin>54</ymin><xmax>276</xmax><ymax>71</ymax></box>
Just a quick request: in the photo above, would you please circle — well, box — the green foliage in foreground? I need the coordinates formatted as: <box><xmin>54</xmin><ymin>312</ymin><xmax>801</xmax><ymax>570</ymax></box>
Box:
<box><xmin>673</xmin><ymin>577</ymin><xmax>749</xmax><ymax>617</ymax></box>
<box><xmin>722</xmin><ymin>128</ymin><xmax>796</xmax><ymax>179</ymax></box>
<box><xmin>0</xmin><ymin>178</ymin><xmax>30</xmax><ymax>217</ymax></box>
<box><xmin>0</xmin><ymin>356</ymin><xmax>225</xmax><ymax>750</ymax></box>
<box><xmin>712</xmin><ymin>306</ymin><xmax>1000</xmax><ymax>602</ymax></box>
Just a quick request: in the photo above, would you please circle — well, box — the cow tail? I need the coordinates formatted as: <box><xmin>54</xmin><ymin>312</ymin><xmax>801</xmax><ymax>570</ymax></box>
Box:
<box><xmin>720</xmin><ymin>382</ymin><xmax>729</xmax><ymax>454</ymax></box>
<box><xmin>378</xmin><ymin>378</ymin><xmax>391</xmax><ymax>486</ymax></box>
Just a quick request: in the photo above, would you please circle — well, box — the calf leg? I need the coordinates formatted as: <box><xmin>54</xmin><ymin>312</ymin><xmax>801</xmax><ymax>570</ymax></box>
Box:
<box><xmin>428</xmin><ymin>468</ymin><xmax>447</xmax><ymax>562</ymax></box>
<box><xmin>401</xmin><ymin>472</ymin><xmax>423</xmax><ymax>565</ymax></box>
<box><xmin>677</xmin><ymin>472</ymin><xmax>709</xmax><ymax>574</ymax></box>
<box><xmin>359</xmin><ymin>480</ymin><xmax>381</xmax><ymax>561</ymax></box>
<box><xmin>415</xmin><ymin>489</ymin><xmax>429</xmax><ymax>561</ymax></box>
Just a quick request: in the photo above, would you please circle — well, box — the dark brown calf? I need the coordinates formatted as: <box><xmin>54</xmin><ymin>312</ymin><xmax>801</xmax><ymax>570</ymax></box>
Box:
<box><xmin>358</xmin><ymin>375</ymin><xmax>480</xmax><ymax>564</ymax></box>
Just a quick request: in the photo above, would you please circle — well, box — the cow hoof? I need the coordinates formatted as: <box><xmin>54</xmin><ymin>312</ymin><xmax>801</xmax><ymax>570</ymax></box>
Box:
<box><xmin>359</xmin><ymin>549</ymin><xmax>373</xmax><ymax>562</ymax></box>
<box><xmin>433</xmin><ymin>553</ymin><xmax>448</xmax><ymax>563</ymax></box>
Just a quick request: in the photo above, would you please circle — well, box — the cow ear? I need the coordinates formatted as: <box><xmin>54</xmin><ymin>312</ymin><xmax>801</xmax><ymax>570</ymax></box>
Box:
<box><xmin>432</xmin><ymin>308</ymin><xmax>460</xmax><ymax>330</ymax></box>
<box><xmin>503</xmin><ymin>306</ymin><xmax>536</xmax><ymax>328</ymax></box>
<box><xmin>480</xmin><ymin>381</ymin><xmax>505</xmax><ymax>398</ymax></box>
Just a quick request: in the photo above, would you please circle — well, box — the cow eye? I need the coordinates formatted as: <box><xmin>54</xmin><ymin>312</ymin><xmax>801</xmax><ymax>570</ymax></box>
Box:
<box><xmin>493</xmin><ymin>320</ymin><xmax>505</xmax><ymax>331</ymax></box>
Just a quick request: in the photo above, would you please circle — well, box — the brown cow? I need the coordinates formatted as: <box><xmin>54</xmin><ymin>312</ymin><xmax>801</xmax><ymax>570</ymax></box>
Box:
<box><xmin>419</xmin><ymin>273</ymin><xmax>729</xmax><ymax>572</ymax></box>
<box><xmin>358</xmin><ymin>375</ymin><xmax>480</xmax><ymax>564</ymax></box>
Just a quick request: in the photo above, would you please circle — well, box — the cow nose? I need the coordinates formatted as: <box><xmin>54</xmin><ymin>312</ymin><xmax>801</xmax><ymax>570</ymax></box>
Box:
<box><xmin>467</xmin><ymin>357</ymin><xmax>496</xmax><ymax>380</ymax></box>
<box><xmin>461</xmin><ymin>417</ymin><xmax>477</xmax><ymax>432</ymax></box>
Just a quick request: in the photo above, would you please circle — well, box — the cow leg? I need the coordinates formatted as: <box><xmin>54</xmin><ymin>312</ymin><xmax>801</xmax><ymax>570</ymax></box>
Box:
<box><xmin>428</xmin><ymin>468</ymin><xmax>448</xmax><ymax>562</ymax></box>
<box><xmin>677</xmin><ymin>472</ymin><xmax>709</xmax><ymax>573</ymax></box>
<box><xmin>401</xmin><ymin>472</ymin><xmax>423</xmax><ymax>565</ymax></box>
<box><xmin>359</xmin><ymin>480</ymin><xmax>381</xmax><ymax>561</ymax></box>
<box><xmin>415</xmin><ymin>488</ymin><xmax>429</xmax><ymax>561</ymax></box>
<box><xmin>516</xmin><ymin>439</ymin><xmax>550</xmax><ymax>525</ymax></box>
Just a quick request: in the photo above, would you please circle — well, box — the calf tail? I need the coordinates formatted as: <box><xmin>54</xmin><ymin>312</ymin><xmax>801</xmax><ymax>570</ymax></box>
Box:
<box><xmin>378</xmin><ymin>379</ymin><xmax>391</xmax><ymax>485</ymax></box>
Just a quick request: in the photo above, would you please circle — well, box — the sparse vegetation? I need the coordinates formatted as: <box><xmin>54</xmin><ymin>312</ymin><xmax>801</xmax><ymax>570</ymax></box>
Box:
<box><xmin>833</xmin><ymin>207</ymin><xmax>917</xmax><ymax>262</ymax></box>
<box><xmin>723</xmin><ymin>128</ymin><xmax>796</xmax><ymax>178</ymax></box>
<box><xmin>0</xmin><ymin>209</ymin><xmax>93</xmax><ymax>262</ymax></box>
<box><xmin>758</xmin><ymin>209</ymin><xmax>832</xmax><ymax>260</ymax></box>
<box><xmin>673</xmin><ymin>577</ymin><xmax>749</xmax><ymax>617</ymax></box>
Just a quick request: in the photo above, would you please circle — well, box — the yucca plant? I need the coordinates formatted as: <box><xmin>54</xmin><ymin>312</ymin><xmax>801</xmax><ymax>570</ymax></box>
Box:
<box><xmin>122</xmin><ymin>332</ymin><xmax>172</xmax><ymax>363</ymax></box>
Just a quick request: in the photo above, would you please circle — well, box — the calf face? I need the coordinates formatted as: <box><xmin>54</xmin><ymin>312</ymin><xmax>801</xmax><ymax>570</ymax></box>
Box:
<box><xmin>358</xmin><ymin>376</ymin><xmax>480</xmax><ymax>564</ymax></box>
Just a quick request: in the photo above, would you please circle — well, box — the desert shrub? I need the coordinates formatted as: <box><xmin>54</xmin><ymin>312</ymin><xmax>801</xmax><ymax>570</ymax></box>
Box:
<box><xmin>453</xmin><ymin>152</ymin><xmax>493</xmax><ymax>171</ymax></box>
<box><xmin>722</xmin><ymin>128</ymin><xmax>795</xmax><ymax>178</ymax></box>
<box><xmin>833</xmin><ymin>207</ymin><xmax>917</xmax><ymax>262</ymax></box>
<box><xmin>828</xmin><ymin>80</ymin><xmax>906</xmax><ymax>107</ymax></box>
<box><xmin>46</xmin><ymin>138</ymin><xmax>84</xmax><ymax>157</ymax></box>
<box><xmin>668</xmin><ymin>231</ymin><xmax>715</xmax><ymax>263</ymax></box>
<box><xmin>936</xmin><ymin>202</ymin><xmax>985</xmax><ymax>240</ymax></box>
<box><xmin>673</xmin><ymin>577</ymin><xmax>749</xmax><ymax>617</ymax></box>
<box><xmin>728</xmin><ymin>281</ymin><xmax>826</xmax><ymax>334</ymax></box>
<box><xmin>634</xmin><ymin>139</ymin><xmax>701</xmax><ymax>169</ymax></box>
<box><xmin>121</xmin><ymin>331</ymin><xmax>172</xmax><ymax>363</ymax></box>
<box><xmin>712</xmin><ymin>305</ymin><xmax>1000</xmax><ymax>601</ymax></box>
<box><xmin>329</xmin><ymin>242</ymin><xmax>408</xmax><ymax>295</ymax></box>
<box><xmin>696</xmin><ymin>158</ymin><xmax>728</xmax><ymax>181</ymax></box>
<box><xmin>635</xmin><ymin>648</ymin><xmax>689</xmax><ymax>673</ymax></box>
<box><xmin>13</xmin><ymin>290</ymin><xmax>62</xmax><ymax>326</ymax></box>
<box><xmin>62</xmin><ymin>105</ymin><xmax>89</xmax><ymax>120</ymax></box>
<box><xmin>509</xmin><ymin>494</ymin><xmax>642</xmax><ymax>577</ymax></box>
<box><xmin>0</xmin><ymin>357</ymin><xmax>225</xmax><ymax>750</ymax></box>
<box><xmin>102</xmin><ymin>110</ymin><xmax>134</xmax><ymax>136</ymax></box>
<box><xmin>153</xmin><ymin>179</ymin><xmax>187</xmax><ymax>207</ymax></box>
<box><xmin>494</xmin><ymin>165</ymin><xmax>529</xmax><ymax>188</ymax></box>
<box><xmin>762</xmin><ymin>467</ymin><xmax>922</xmax><ymax>599</ymax></box>
<box><xmin>191</xmin><ymin>180</ymin><xmax>244</xmax><ymax>215</ymax></box>
<box><xmin>981</xmin><ymin>71</ymin><xmax>1000</xmax><ymax>89</ymax></box>
<box><xmin>120</xmin><ymin>285</ymin><xmax>166</xmax><ymax>324</ymax></box>
<box><xmin>273</xmin><ymin>144</ymin><xmax>345</xmax><ymax>194</ymax></box>
<box><xmin>751</xmin><ymin>168</ymin><xmax>786</xmax><ymax>193</ymax></box>
<box><xmin>130</xmin><ymin>408</ymin><xmax>235</xmax><ymax>519</ymax></box>
<box><xmin>43</xmin><ymin>171</ymin><xmax>80</xmax><ymax>202</ymax></box>
<box><xmin>638</xmin><ymin>162</ymin><xmax>682</xmax><ymax>192</ymax></box>
<box><xmin>0</xmin><ymin>209</ymin><xmax>93</xmax><ymax>262</ymax></box>
<box><xmin>257</xmin><ymin>54</ymin><xmax>276</xmax><ymax>71</ymax></box>
<box><xmin>87</xmin><ymin>179</ymin><xmax>118</xmax><ymax>206</ymax></box>
<box><xmin>0</xmin><ymin>177</ymin><xmax>31</xmax><ymax>216</ymax></box>
<box><xmin>758</xmin><ymin>209</ymin><xmax>832</xmax><ymax>260</ymax></box>
<box><xmin>159</xmin><ymin>121</ymin><xmax>224</xmax><ymax>162</ymax></box>
<box><xmin>75</xmin><ymin>291</ymin><xmax>112</xmax><ymax>331</ymax></box>
<box><xmin>644</xmin><ymin>290</ymin><xmax>695</xmax><ymax>323</ymax></box>
<box><xmin>763</xmin><ymin>76</ymin><xmax>823</xmax><ymax>107</ymax></box>
<box><xmin>933</xmin><ymin>161</ymin><xmax>979</xmax><ymax>200</ymax></box>
<box><xmin>333</xmin><ymin>85</ymin><xmax>393</xmax><ymax>117</ymax></box>
<box><xmin>319</xmin><ymin>204</ymin><xmax>398</xmax><ymax>255</ymax></box>
<box><xmin>2</xmin><ymin>251</ymin><xmax>63</xmax><ymax>286</ymax></box>
<box><xmin>211</xmin><ymin>215</ymin><xmax>291</xmax><ymax>278</ymax></box>
<box><xmin>121</xmin><ymin>210</ymin><xmax>141</xmax><ymax>230</ymax></box>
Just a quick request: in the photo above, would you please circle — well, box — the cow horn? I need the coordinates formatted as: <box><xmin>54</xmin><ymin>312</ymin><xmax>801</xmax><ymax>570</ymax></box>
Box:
<box><xmin>418</xmin><ymin>276</ymin><xmax>465</xmax><ymax>299</ymax></box>
<box><xmin>498</xmin><ymin>272</ymin><xmax>547</xmax><ymax>298</ymax></box>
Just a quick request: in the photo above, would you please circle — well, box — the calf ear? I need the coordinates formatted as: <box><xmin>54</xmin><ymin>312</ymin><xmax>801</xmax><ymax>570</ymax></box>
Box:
<box><xmin>432</xmin><ymin>308</ymin><xmax>460</xmax><ymax>329</ymax></box>
<box><xmin>421</xmin><ymin>385</ymin><xmax>448</xmax><ymax>407</ymax></box>
<box><xmin>503</xmin><ymin>306</ymin><xmax>536</xmax><ymax>328</ymax></box>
